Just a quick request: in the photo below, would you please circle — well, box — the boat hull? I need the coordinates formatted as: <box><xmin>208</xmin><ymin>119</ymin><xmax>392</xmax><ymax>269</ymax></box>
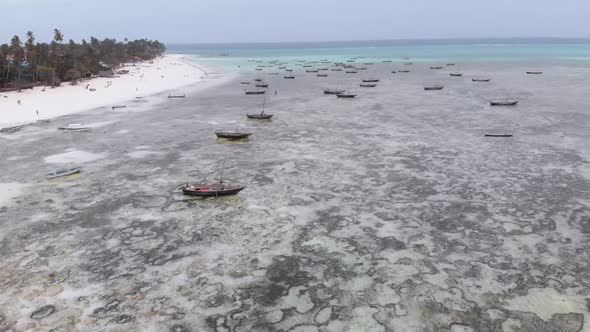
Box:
<box><xmin>182</xmin><ymin>186</ymin><xmax>245</xmax><ymax>197</ymax></box>
<box><xmin>47</xmin><ymin>167</ymin><xmax>82</xmax><ymax>179</ymax></box>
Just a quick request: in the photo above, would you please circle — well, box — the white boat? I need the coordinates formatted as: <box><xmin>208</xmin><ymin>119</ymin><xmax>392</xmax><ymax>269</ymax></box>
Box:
<box><xmin>58</xmin><ymin>124</ymin><xmax>90</xmax><ymax>132</ymax></box>
<box><xmin>46</xmin><ymin>167</ymin><xmax>82</xmax><ymax>179</ymax></box>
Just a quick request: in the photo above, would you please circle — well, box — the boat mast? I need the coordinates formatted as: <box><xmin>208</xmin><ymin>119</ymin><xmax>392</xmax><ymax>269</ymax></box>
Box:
<box><xmin>219</xmin><ymin>156</ymin><xmax>227</xmax><ymax>186</ymax></box>
<box><xmin>261</xmin><ymin>94</ymin><xmax>266</xmax><ymax>116</ymax></box>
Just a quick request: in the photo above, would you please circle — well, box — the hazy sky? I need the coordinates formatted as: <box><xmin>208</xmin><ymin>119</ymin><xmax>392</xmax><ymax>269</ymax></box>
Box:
<box><xmin>1</xmin><ymin>0</ymin><xmax>589</xmax><ymax>43</ymax></box>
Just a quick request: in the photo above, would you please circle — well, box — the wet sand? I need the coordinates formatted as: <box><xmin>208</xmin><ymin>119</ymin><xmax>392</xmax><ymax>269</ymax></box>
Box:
<box><xmin>1</xmin><ymin>60</ymin><xmax>590</xmax><ymax>331</ymax></box>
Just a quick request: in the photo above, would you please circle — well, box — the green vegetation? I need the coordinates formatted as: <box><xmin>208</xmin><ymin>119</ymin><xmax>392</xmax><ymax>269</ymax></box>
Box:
<box><xmin>0</xmin><ymin>29</ymin><xmax>166</xmax><ymax>88</ymax></box>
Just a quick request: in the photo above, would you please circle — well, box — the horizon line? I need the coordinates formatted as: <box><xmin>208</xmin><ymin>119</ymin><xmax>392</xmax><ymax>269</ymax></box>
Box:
<box><xmin>164</xmin><ymin>36</ymin><xmax>590</xmax><ymax>46</ymax></box>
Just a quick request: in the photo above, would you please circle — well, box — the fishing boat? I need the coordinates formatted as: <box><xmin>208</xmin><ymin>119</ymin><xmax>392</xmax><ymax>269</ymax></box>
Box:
<box><xmin>111</xmin><ymin>105</ymin><xmax>126</xmax><ymax>110</ymax></box>
<box><xmin>490</xmin><ymin>100</ymin><xmax>519</xmax><ymax>106</ymax></box>
<box><xmin>472</xmin><ymin>78</ymin><xmax>491</xmax><ymax>82</ymax></box>
<box><xmin>446</xmin><ymin>63</ymin><xmax>456</xmax><ymax>66</ymax></box>
<box><xmin>182</xmin><ymin>160</ymin><xmax>246</xmax><ymax>197</ymax></box>
<box><xmin>254</xmin><ymin>78</ymin><xmax>263</xmax><ymax>82</ymax></box>
<box><xmin>46</xmin><ymin>167</ymin><xmax>82</xmax><ymax>179</ymax></box>
<box><xmin>215</xmin><ymin>131</ymin><xmax>252</xmax><ymax>139</ymax></box>
<box><xmin>430</xmin><ymin>66</ymin><xmax>443</xmax><ymax>70</ymax></box>
<box><xmin>526</xmin><ymin>71</ymin><xmax>543</xmax><ymax>75</ymax></box>
<box><xmin>245</xmin><ymin>90</ymin><xmax>266</xmax><ymax>95</ymax></box>
<box><xmin>240</xmin><ymin>81</ymin><xmax>251</xmax><ymax>85</ymax></box>
<box><xmin>182</xmin><ymin>183</ymin><xmax>246</xmax><ymax>197</ymax></box>
<box><xmin>345</xmin><ymin>71</ymin><xmax>358</xmax><ymax>74</ymax></box>
<box><xmin>449</xmin><ymin>73</ymin><xmax>463</xmax><ymax>77</ymax></box>
<box><xmin>285</xmin><ymin>69</ymin><xmax>293</xmax><ymax>72</ymax></box>
<box><xmin>362</xmin><ymin>79</ymin><xmax>379</xmax><ymax>83</ymax></box>
<box><xmin>331</xmin><ymin>68</ymin><xmax>343</xmax><ymax>71</ymax></box>
<box><xmin>424</xmin><ymin>85</ymin><xmax>444</xmax><ymax>90</ymax></box>
<box><xmin>324</xmin><ymin>89</ymin><xmax>345</xmax><ymax>95</ymax></box>
<box><xmin>255</xmin><ymin>68</ymin><xmax>263</xmax><ymax>71</ymax></box>
<box><xmin>247</xmin><ymin>96</ymin><xmax>274</xmax><ymax>120</ymax></box>
<box><xmin>284</xmin><ymin>75</ymin><xmax>296</xmax><ymax>79</ymax></box>
<box><xmin>360</xmin><ymin>83</ymin><xmax>377</xmax><ymax>88</ymax></box>
<box><xmin>356</xmin><ymin>67</ymin><xmax>368</xmax><ymax>70</ymax></box>
<box><xmin>168</xmin><ymin>93</ymin><xmax>186</xmax><ymax>98</ymax></box>
<box><xmin>398</xmin><ymin>70</ymin><xmax>410</xmax><ymax>73</ymax></box>
<box><xmin>336</xmin><ymin>93</ymin><xmax>357</xmax><ymax>98</ymax></box>
<box><xmin>317</xmin><ymin>73</ymin><xmax>328</xmax><ymax>77</ymax></box>
<box><xmin>306</xmin><ymin>69</ymin><xmax>319</xmax><ymax>73</ymax></box>
<box><xmin>255</xmin><ymin>83</ymin><xmax>269</xmax><ymax>88</ymax></box>
<box><xmin>58</xmin><ymin>124</ymin><xmax>90</xmax><ymax>132</ymax></box>
<box><xmin>485</xmin><ymin>133</ymin><xmax>513</xmax><ymax>137</ymax></box>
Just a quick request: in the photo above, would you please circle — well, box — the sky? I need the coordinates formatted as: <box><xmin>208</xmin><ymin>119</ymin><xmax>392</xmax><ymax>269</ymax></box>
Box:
<box><xmin>1</xmin><ymin>0</ymin><xmax>589</xmax><ymax>44</ymax></box>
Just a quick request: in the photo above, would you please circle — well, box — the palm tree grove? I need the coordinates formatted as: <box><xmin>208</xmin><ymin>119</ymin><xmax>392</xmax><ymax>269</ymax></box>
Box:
<box><xmin>0</xmin><ymin>29</ymin><xmax>166</xmax><ymax>90</ymax></box>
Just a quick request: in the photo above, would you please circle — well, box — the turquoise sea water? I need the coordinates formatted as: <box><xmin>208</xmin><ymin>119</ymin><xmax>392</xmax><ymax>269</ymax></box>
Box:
<box><xmin>168</xmin><ymin>39</ymin><xmax>590</xmax><ymax>71</ymax></box>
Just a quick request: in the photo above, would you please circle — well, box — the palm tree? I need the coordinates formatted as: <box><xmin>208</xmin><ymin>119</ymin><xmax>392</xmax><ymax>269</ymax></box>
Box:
<box><xmin>25</xmin><ymin>31</ymin><xmax>36</xmax><ymax>82</ymax></box>
<box><xmin>50</xmin><ymin>28</ymin><xmax>63</xmax><ymax>86</ymax></box>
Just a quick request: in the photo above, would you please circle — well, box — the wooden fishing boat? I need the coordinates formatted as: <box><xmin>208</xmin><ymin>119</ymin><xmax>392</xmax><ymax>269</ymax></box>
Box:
<box><xmin>306</xmin><ymin>69</ymin><xmax>319</xmax><ymax>73</ymax></box>
<box><xmin>345</xmin><ymin>71</ymin><xmax>358</xmax><ymax>74</ymax></box>
<box><xmin>255</xmin><ymin>68</ymin><xmax>263</xmax><ymax>71</ymax></box>
<box><xmin>324</xmin><ymin>89</ymin><xmax>345</xmax><ymax>95</ymax></box>
<box><xmin>446</xmin><ymin>63</ymin><xmax>456</xmax><ymax>66</ymax></box>
<box><xmin>317</xmin><ymin>74</ymin><xmax>328</xmax><ymax>77</ymax></box>
<box><xmin>240</xmin><ymin>81</ymin><xmax>251</xmax><ymax>84</ymax></box>
<box><xmin>424</xmin><ymin>85</ymin><xmax>444</xmax><ymax>90</ymax></box>
<box><xmin>398</xmin><ymin>70</ymin><xmax>410</xmax><ymax>73</ymax></box>
<box><xmin>430</xmin><ymin>66</ymin><xmax>443</xmax><ymax>69</ymax></box>
<box><xmin>46</xmin><ymin>166</ymin><xmax>82</xmax><ymax>179</ymax></box>
<box><xmin>215</xmin><ymin>131</ymin><xmax>252</xmax><ymax>139</ymax></box>
<box><xmin>490</xmin><ymin>100</ymin><xmax>519</xmax><ymax>106</ymax></box>
<box><xmin>285</xmin><ymin>69</ymin><xmax>293</xmax><ymax>72</ymax></box>
<box><xmin>336</xmin><ymin>93</ymin><xmax>357</xmax><ymax>98</ymax></box>
<box><xmin>254</xmin><ymin>78</ymin><xmax>263</xmax><ymax>82</ymax></box>
<box><xmin>449</xmin><ymin>73</ymin><xmax>463</xmax><ymax>77</ymax></box>
<box><xmin>182</xmin><ymin>183</ymin><xmax>245</xmax><ymax>197</ymax></box>
<box><xmin>247</xmin><ymin>113</ymin><xmax>273</xmax><ymax>119</ymax></box>
<box><xmin>472</xmin><ymin>78</ymin><xmax>491</xmax><ymax>82</ymax></box>
<box><xmin>526</xmin><ymin>71</ymin><xmax>543</xmax><ymax>75</ymax></box>
<box><xmin>360</xmin><ymin>83</ymin><xmax>377</xmax><ymax>88</ymax></box>
<box><xmin>168</xmin><ymin>93</ymin><xmax>186</xmax><ymax>98</ymax></box>
<box><xmin>484</xmin><ymin>133</ymin><xmax>513</xmax><ymax>137</ymax></box>
<box><xmin>255</xmin><ymin>83</ymin><xmax>269</xmax><ymax>88</ymax></box>
<box><xmin>362</xmin><ymin>79</ymin><xmax>379</xmax><ymax>83</ymax></box>
<box><xmin>284</xmin><ymin>75</ymin><xmax>296</xmax><ymax>79</ymax></box>
<box><xmin>58</xmin><ymin>124</ymin><xmax>90</xmax><ymax>132</ymax></box>
<box><xmin>111</xmin><ymin>105</ymin><xmax>127</xmax><ymax>110</ymax></box>
<box><xmin>331</xmin><ymin>68</ymin><xmax>343</xmax><ymax>71</ymax></box>
<box><xmin>245</xmin><ymin>90</ymin><xmax>266</xmax><ymax>95</ymax></box>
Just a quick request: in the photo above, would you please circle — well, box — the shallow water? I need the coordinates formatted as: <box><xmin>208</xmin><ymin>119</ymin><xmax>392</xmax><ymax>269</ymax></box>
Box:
<box><xmin>1</xmin><ymin>59</ymin><xmax>590</xmax><ymax>331</ymax></box>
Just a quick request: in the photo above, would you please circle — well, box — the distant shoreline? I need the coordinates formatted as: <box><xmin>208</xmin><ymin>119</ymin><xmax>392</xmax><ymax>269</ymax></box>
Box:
<box><xmin>0</xmin><ymin>54</ymin><xmax>208</xmax><ymax>129</ymax></box>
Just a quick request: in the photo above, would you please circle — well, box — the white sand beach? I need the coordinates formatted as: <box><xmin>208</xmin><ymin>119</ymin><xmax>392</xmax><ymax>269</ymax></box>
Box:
<box><xmin>0</xmin><ymin>54</ymin><xmax>205</xmax><ymax>128</ymax></box>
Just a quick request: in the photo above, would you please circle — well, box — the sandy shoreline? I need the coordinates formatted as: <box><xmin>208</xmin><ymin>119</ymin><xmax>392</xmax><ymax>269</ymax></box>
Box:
<box><xmin>0</xmin><ymin>54</ymin><xmax>207</xmax><ymax>128</ymax></box>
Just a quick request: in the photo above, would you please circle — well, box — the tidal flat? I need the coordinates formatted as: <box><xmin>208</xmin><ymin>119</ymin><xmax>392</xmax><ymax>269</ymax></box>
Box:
<box><xmin>1</xmin><ymin>60</ymin><xmax>590</xmax><ymax>331</ymax></box>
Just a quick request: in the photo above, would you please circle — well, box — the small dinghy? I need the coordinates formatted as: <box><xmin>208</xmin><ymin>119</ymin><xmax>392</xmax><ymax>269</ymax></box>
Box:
<box><xmin>449</xmin><ymin>73</ymin><xmax>463</xmax><ymax>77</ymax></box>
<box><xmin>398</xmin><ymin>70</ymin><xmax>410</xmax><ymax>73</ymax></box>
<box><xmin>472</xmin><ymin>78</ymin><xmax>491</xmax><ymax>82</ymax></box>
<box><xmin>58</xmin><ymin>124</ymin><xmax>90</xmax><ymax>132</ymax></box>
<box><xmin>168</xmin><ymin>93</ymin><xmax>186</xmax><ymax>98</ymax></box>
<box><xmin>526</xmin><ymin>71</ymin><xmax>543</xmax><ymax>75</ymax></box>
<box><xmin>331</xmin><ymin>68</ymin><xmax>343</xmax><ymax>71</ymax></box>
<box><xmin>430</xmin><ymin>66</ymin><xmax>443</xmax><ymax>70</ymax></box>
<box><xmin>284</xmin><ymin>75</ymin><xmax>296</xmax><ymax>79</ymax></box>
<box><xmin>345</xmin><ymin>71</ymin><xmax>358</xmax><ymax>74</ymax></box>
<box><xmin>356</xmin><ymin>67</ymin><xmax>368</xmax><ymax>70</ymax></box>
<box><xmin>112</xmin><ymin>105</ymin><xmax>127</xmax><ymax>110</ymax></box>
<box><xmin>215</xmin><ymin>131</ymin><xmax>252</xmax><ymax>139</ymax></box>
<box><xmin>46</xmin><ymin>166</ymin><xmax>82</xmax><ymax>179</ymax></box>
<box><xmin>245</xmin><ymin>90</ymin><xmax>266</xmax><ymax>95</ymax></box>
<box><xmin>324</xmin><ymin>89</ymin><xmax>345</xmax><ymax>95</ymax></box>
<box><xmin>254</xmin><ymin>78</ymin><xmax>263</xmax><ymax>82</ymax></box>
<box><xmin>182</xmin><ymin>183</ymin><xmax>246</xmax><ymax>197</ymax></box>
<box><xmin>336</xmin><ymin>93</ymin><xmax>357</xmax><ymax>98</ymax></box>
<box><xmin>306</xmin><ymin>69</ymin><xmax>319</xmax><ymax>73</ymax></box>
<box><xmin>362</xmin><ymin>79</ymin><xmax>380</xmax><ymax>83</ymax></box>
<box><xmin>240</xmin><ymin>81</ymin><xmax>251</xmax><ymax>85</ymax></box>
<box><xmin>446</xmin><ymin>63</ymin><xmax>456</xmax><ymax>66</ymax></box>
<box><xmin>424</xmin><ymin>85</ymin><xmax>444</xmax><ymax>91</ymax></box>
<box><xmin>255</xmin><ymin>68</ymin><xmax>263</xmax><ymax>71</ymax></box>
<box><xmin>255</xmin><ymin>83</ymin><xmax>269</xmax><ymax>88</ymax></box>
<box><xmin>285</xmin><ymin>69</ymin><xmax>293</xmax><ymax>72</ymax></box>
<box><xmin>484</xmin><ymin>133</ymin><xmax>513</xmax><ymax>137</ymax></box>
<box><xmin>317</xmin><ymin>73</ymin><xmax>328</xmax><ymax>77</ymax></box>
<box><xmin>360</xmin><ymin>83</ymin><xmax>377</xmax><ymax>88</ymax></box>
<box><xmin>490</xmin><ymin>100</ymin><xmax>519</xmax><ymax>106</ymax></box>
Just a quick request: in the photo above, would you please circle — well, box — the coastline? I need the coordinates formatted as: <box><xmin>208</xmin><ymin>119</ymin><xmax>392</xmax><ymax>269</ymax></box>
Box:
<box><xmin>0</xmin><ymin>54</ymin><xmax>212</xmax><ymax>129</ymax></box>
